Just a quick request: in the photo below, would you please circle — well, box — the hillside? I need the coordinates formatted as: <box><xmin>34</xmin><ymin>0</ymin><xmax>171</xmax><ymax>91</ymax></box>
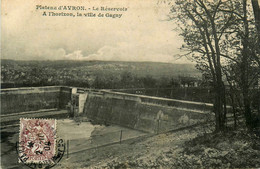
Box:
<box><xmin>1</xmin><ymin>60</ymin><xmax>201</xmax><ymax>88</ymax></box>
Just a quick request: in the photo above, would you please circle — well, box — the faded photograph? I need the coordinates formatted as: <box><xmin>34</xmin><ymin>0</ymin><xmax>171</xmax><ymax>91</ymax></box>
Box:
<box><xmin>1</xmin><ymin>0</ymin><xmax>260</xmax><ymax>168</ymax></box>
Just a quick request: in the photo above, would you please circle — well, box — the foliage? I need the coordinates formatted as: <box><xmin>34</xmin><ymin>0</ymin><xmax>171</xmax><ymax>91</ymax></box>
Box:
<box><xmin>169</xmin><ymin>0</ymin><xmax>260</xmax><ymax>131</ymax></box>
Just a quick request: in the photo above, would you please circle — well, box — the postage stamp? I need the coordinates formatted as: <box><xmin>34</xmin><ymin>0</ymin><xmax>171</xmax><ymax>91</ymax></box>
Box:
<box><xmin>19</xmin><ymin>118</ymin><xmax>57</xmax><ymax>164</ymax></box>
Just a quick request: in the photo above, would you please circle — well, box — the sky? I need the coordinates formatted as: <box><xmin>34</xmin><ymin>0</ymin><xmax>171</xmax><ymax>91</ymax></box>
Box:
<box><xmin>1</xmin><ymin>0</ymin><xmax>191</xmax><ymax>63</ymax></box>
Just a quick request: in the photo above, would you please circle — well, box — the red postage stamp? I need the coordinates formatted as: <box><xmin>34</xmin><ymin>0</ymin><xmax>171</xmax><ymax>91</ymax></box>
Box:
<box><xmin>19</xmin><ymin>118</ymin><xmax>56</xmax><ymax>163</ymax></box>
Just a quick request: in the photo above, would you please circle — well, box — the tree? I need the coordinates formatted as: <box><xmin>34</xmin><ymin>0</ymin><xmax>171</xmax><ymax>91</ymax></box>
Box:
<box><xmin>120</xmin><ymin>71</ymin><xmax>134</xmax><ymax>88</ymax></box>
<box><xmin>231</xmin><ymin>0</ymin><xmax>259</xmax><ymax>128</ymax></box>
<box><xmin>170</xmin><ymin>0</ymin><xmax>243</xmax><ymax>131</ymax></box>
<box><xmin>170</xmin><ymin>0</ymin><xmax>259</xmax><ymax>130</ymax></box>
<box><xmin>251</xmin><ymin>0</ymin><xmax>260</xmax><ymax>46</ymax></box>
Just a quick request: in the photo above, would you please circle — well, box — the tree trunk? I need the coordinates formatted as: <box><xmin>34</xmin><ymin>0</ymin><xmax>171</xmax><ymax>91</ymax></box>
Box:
<box><xmin>209</xmin><ymin>5</ymin><xmax>227</xmax><ymax>132</ymax></box>
<box><xmin>213</xmin><ymin>81</ymin><xmax>226</xmax><ymax>132</ymax></box>
<box><xmin>241</xmin><ymin>0</ymin><xmax>253</xmax><ymax>129</ymax></box>
<box><xmin>251</xmin><ymin>0</ymin><xmax>260</xmax><ymax>43</ymax></box>
<box><xmin>243</xmin><ymin>93</ymin><xmax>253</xmax><ymax>128</ymax></box>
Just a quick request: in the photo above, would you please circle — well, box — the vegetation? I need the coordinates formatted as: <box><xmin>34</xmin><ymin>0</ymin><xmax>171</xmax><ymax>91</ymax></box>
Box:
<box><xmin>1</xmin><ymin>60</ymin><xmax>200</xmax><ymax>89</ymax></box>
<box><xmin>169</xmin><ymin>0</ymin><xmax>260</xmax><ymax>131</ymax></box>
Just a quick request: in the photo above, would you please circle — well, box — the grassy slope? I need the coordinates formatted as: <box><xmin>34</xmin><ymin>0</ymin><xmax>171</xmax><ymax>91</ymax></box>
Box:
<box><xmin>56</xmin><ymin>124</ymin><xmax>260</xmax><ymax>168</ymax></box>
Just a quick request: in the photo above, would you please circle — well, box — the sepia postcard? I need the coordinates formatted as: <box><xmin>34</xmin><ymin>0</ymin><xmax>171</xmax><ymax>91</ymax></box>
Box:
<box><xmin>1</xmin><ymin>0</ymin><xmax>260</xmax><ymax>168</ymax></box>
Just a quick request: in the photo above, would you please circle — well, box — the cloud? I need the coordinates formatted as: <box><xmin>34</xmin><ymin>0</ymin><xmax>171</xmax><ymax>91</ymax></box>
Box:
<box><xmin>84</xmin><ymin>42</ymin><xmax>192</xmax><ymax>64</ymax></box>
<box><xmin>64</xmin><ymin>50</ymin><xmax>84</xmax><ymax>60</ymax></box>
<box><xmin>1</xmin><ymin>0</ymin><xmax>191</xmax><ymax>63</ymax></box>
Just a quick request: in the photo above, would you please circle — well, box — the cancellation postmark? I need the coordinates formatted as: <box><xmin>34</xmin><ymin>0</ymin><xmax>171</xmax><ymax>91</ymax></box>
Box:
<box><xmin>18</xmin><ymin>118</ymin><xmax>57</xmax><ymax>164</ymax></box>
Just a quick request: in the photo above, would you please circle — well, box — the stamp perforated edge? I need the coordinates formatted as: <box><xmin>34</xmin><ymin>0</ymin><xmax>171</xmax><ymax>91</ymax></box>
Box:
<box><xmin>18</xmin><ymin>118</ymin><xmax>57</xmax><ymax>163</ymax></box>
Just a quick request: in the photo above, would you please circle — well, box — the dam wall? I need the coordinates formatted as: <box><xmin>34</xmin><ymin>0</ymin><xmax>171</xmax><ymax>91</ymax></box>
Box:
<box><xmin>1</xmin><ymin>86</ymin><xmax>72</xmax><ymax>115</ymax></box>
<box><xmin>1</xmin><ymin>86</ymin><xmax>215</xmax><ymax>133</ymax></box>
<box><xmin>83</xmin><ymin>90</ymin><xmax>214</xmax><ymax>133</ymax></box>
